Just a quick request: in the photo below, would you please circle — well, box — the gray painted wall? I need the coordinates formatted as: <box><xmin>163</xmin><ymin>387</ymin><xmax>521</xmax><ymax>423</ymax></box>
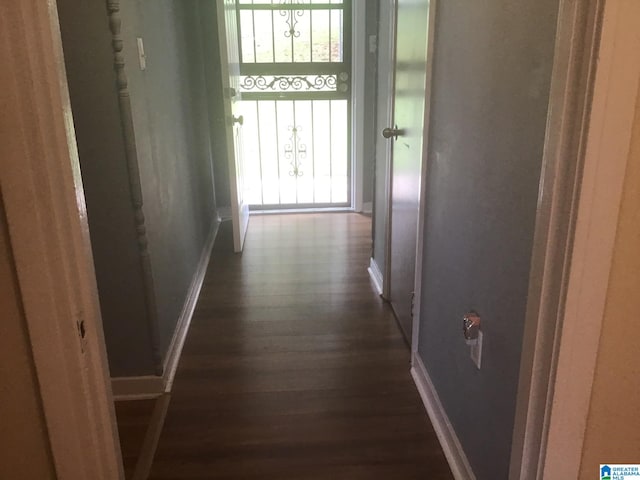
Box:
<box><xmin>57</xmin><ymin>0</ymin><xmax>156</xmax><ymax>375</ymax></box>
<box><xmin>58</xmin><ymin>0</ymin><xmax>219</xmax><ymax>376</ymax></box>
<box><xmin>122</xmin><ymin>0</ymin><xmax>218</xmax><ymax>366</ymax></box>
<box><xmin>417</xmin><ymin>1</ymin><xmax>559</xmax><ymax>479</ymax></box>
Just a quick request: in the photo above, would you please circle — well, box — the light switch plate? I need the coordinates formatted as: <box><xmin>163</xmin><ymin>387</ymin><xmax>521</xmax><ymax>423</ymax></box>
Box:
<box><xmin>137</xmin><ymin>37</ymin><xmax>146</xmax><ymax>70</ymax></box>
<box><xmin>470</xmin><ymin>331</ymin><xmax>483</xmax><ymax>369</ymax></box>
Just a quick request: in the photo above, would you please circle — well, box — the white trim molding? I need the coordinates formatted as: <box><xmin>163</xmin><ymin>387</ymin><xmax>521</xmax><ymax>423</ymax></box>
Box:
<box><xmin>368</xmin><ymin>257</ymin><xmax>384</xmax><ymax>296</ymax></box>
<box><xmin>541</xmin><ymin>1</ymin><xmax>640</xmax><ymax>478</ymax></box>
<box><xmin>130</xmin><ymin>394</ymin><xmax>171</xmax><ymax>480</ymax></box>
<box><xmin>217</xmin><ymin>205</ymin><xmax>232</xmax><ymax>221</ymax></box>
<box><xmin>411</xmin><ymin>353</ymin><xmax>475</xmax><ymax>480</ymax></box>
<box><xmin>352</xmin><ymin>0</ymin><xmax>366</xmax><ymax>212</ymax></box>
<box><xmin>112</xmin><ymin>217</ymin><xmax>220</xmax><ymax>400</ymax></box>
<box><xmin>380</xmin><ymin>0</ymin><xmax>397</xmax><ymax>302</ymax></box>
<box><xmin>110</xmin><ymin>376</ymin><xmax>164</xmax><ymax>400</ymax></box>
<box><xmin>163</xmin><ymin>218</ymin><xmax>219</xmax><ymax>392</ymax></box>
<box><xmin>508</xmin><ymin>0</ymin><xmax>605</xmax><ymax>477</ymax></box>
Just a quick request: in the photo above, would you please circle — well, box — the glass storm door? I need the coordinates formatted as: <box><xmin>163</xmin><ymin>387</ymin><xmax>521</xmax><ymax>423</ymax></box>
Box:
<box><xmin>237</xmin><ymin>0</ymin><xmax>352</xmax><ymax>209</ymax></box>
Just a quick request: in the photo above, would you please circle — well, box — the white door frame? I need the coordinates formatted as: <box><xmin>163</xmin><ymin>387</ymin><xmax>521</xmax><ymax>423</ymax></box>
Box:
<box><xmin>352</xmin><ymin>0</ymin><xmax>366</xmax><ymax>212</ymax></box>
<box><xmin>535</xmin><ymin>1</ymin><xmax>640</xmax><ymax>477</ymax></box>
<box><xmin>409</xmin><ymin>0</ymin><xmax>438</xmax><ymax>353</ymax></box>
<box><xmin>508</xmin><ymin>0</ymin><xmax>606</xmax><ymax>477</ymax></box>
<box><xmin>218</xmin><ymin>0</ymin><xmax>250</xmax><ymax>252</ymax></box>
<box><xmin>380</xmin><ymin>0</ymin><xmax>398</xmax><ymax>300</ymax></box>
<box><xmin>0</xmin><ymin>1</ymin><xmax>123</xmax><ymax>478</ymax></box>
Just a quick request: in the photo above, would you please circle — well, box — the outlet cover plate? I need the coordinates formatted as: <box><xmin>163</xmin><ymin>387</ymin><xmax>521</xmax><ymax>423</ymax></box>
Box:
<box><xmin>470</xmin><ymin>331</ymin><xmax>483</xmax><ymax>369</ymax></box>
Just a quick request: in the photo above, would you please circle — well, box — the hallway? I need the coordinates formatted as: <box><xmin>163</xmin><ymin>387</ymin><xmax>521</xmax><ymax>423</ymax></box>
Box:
<box><xmin>147</xmin><ymin>213</ymin><xmax>452</xmax><ymax>479</ymax></box>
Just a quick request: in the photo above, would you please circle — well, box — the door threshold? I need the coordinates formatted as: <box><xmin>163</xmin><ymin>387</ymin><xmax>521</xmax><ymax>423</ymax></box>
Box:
<box><xmin>250</xmin><ymin>207</ymin><xmax>355</xmax><ymax>215</ymax></box>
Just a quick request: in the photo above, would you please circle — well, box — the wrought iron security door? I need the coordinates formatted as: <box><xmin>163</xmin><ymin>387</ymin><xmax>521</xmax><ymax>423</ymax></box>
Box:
<box><xmin>237</xmin><ymin>0</ymin><xmax>352</xmax><ymax>208</ymax></box>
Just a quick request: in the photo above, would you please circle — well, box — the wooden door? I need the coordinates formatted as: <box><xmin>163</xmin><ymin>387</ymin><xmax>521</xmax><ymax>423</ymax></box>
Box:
<box><xmin>217</xmin><ymin>0</ymin><xmax>250</xmax><ymax>252</ymax></box>
<box><xmin>373</xmin><ymin>0</ymin><xmax>396</xmax><ymax>299</ymax></box>
<box><xmin>386</xmin><ymin>0</ymin><xmax>432</xmax><ymax>343</ymax></box>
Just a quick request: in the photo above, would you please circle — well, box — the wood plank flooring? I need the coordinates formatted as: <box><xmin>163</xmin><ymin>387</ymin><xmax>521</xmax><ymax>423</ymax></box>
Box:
<box><xmin>147</xmin><ymin>213</ymin><xmax>452</xmax><ymax>479</ymax></box>
<box><xmin>115</xmin><ymin>398</ymin><xmax>157</xmax><ymax>479</ymax></box>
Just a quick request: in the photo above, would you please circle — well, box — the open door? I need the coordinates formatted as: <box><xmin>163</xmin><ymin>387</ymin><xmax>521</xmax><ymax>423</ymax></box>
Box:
<box><xmin>217</xmin><ymin>0</ymin><xmax>249</xmax><ymax>253</ymax></box>
<box><xmin>384</xmin><ymin>0</ymin><xmax>432</xmax><ymax>343</ymax></box>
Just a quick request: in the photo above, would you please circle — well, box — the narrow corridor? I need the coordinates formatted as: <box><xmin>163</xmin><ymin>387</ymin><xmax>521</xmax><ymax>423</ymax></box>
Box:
<box><xmin>147</xmin><ymin>213</ymin><xmax>452</xmax><ymax>479</ymax></box>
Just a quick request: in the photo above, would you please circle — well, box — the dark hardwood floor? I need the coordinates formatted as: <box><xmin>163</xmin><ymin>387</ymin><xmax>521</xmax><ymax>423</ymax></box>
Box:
<box><xmin>146</xmin><ymin>213</ymin><xmax>452</xmax><ymax>479</ymax></box>
<box><xmin>115</xmin><ymin>398</ymin><xmax>158</xmax><ymax>479</ymax></box>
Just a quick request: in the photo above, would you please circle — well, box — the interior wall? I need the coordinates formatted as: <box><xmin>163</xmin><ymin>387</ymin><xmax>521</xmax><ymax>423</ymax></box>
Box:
<box><xmin>416</xmin><ymin>1</ymin><xmax>560</xmax><ymax>478</ymax></box>
<box><xmin>121</xmin><ymin>0</ymin><xmax>218</xmax><ymax>363</ymax></box>
<box><xmin>578</xmin><ymin>79</ymin><xmax>640</xmax><ymax>476</ymax></box>
<box><xmin>0</xmin><ymin>196</ymin><xmax>55</xmax><ymax>479</ymax></box>
<box><xmin>57</xmin><ymin>0</ymin><xmax>156</xmax><ymax>376</ymax></box>
<box><xmin>59</xmin><ymin>0</ymin><xmax>219</xmax><ymax>376</ymax></box>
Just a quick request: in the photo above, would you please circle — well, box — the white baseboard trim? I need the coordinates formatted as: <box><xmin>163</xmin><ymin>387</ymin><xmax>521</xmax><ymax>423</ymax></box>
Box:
<box><xmin>162</xmin><ymin>218</ymin><xmax>219</xmax><ymax>393</ymax></box>
<box><xmin>217</xmin><ymin>205</ymin><xmax>231</xmax><ymax>221</ymax></box>
<box><xmin>368</xmin><ymin>257</ymin><xmax>384</xmax><ymax>296</ymax></box>
<box><xmin>131</xmin><ymin>393</ymin><xmax>171</xmax><ymax>480</ymax></box>
<box><xmin>111</xmin><ymin>218</ymin><xmax>220</xmax><ymax>400</ymax></box>
<box><xmin>362</xmin><ymin>201</ymin><xmax>373</xmax><ymax>215</ymax></box>
<box><xmin>111</xmin><ymin>375</ymin><xmax>164</xmax><ymax>400</ymax></box>
<box><xmin>411</xmin><ymin>352</ymin><xmax>476</xmax><ymax>480</ymax></box>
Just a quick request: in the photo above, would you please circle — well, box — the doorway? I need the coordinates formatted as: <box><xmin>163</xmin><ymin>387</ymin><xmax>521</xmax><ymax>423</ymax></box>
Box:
<box><xmin>4</xmin><ymin>3</ymin><xmax>637</xmax><ymax>478</ymax></box>
<box><xmin>234</xmin><ymin>0</ymin><xmax>353</xmax><ymax>210</ymax></box>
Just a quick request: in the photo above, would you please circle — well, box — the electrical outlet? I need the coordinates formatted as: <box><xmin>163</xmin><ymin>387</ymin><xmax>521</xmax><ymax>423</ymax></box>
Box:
<box><xmin>470</xmin><ymin>331</ymin><xmax>483</xmax><ymax>369</ymax></box>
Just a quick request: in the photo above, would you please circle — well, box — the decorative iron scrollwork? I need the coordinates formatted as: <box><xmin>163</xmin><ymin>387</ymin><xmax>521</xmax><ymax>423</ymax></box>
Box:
<box><xmin>240</xmin><ymin>75</ymin><xmax>337</xmax><ymax>92</ymax></box>
<box><xmin>284</xmin><ymin>126</ymin><xmax>307</xmax><ymax>177</ymax></box>
<box><xmin>280</xmin><ymin>0</ymin><xmax>305</xmax><ymax>38</ymax></box>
